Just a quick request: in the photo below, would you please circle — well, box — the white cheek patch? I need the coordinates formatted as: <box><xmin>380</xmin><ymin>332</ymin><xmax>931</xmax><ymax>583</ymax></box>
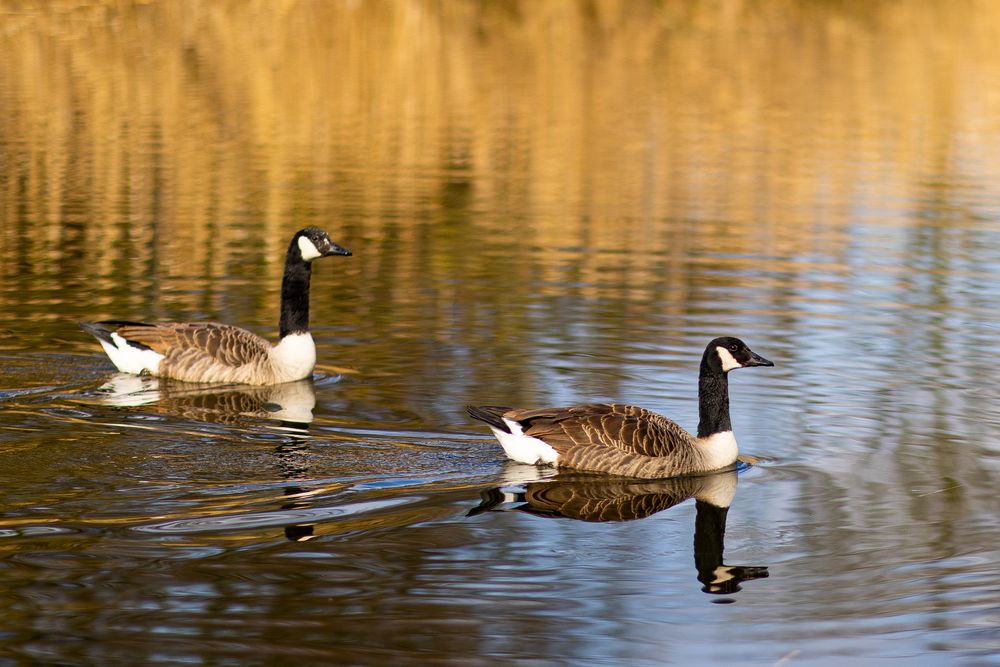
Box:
<box><xmin>716</xmin><ymin>346</ymin><xmax>742</xmax><ymax>372</ymax></box>
<box><xmin>297</xmin><ymin>235</ymin><xmax>322</xmax><ymax>261</ymax></box>
<box><xmin>712</xmin><ymin>566</ymin><xmax>737</xmax><ymax>585</ymax></box>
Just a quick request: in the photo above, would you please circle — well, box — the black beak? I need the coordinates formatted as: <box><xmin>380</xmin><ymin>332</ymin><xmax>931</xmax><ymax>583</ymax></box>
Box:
<box><xmin>746</xmin><ymin>351</ymin><xmax>774</xmax><ymax>367</ymax></box>
<box><xmin>323</xmin><ymin>242</ymin><xmax>352</xmax><ymax>257</ymax></box>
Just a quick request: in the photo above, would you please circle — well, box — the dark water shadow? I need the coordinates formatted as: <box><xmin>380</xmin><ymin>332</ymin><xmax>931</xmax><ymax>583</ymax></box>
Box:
<box><xmin>469</xmin><ymin>467</ymin><xmax>770</xmax><ymax>598</ymax></box>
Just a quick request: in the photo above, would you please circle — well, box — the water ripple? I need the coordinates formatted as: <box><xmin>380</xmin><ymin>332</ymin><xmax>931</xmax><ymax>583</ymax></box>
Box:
<box><xmin>133</xmin><ymin>497</ymin><xmax>414</xmax><ymax>535</ymax></box>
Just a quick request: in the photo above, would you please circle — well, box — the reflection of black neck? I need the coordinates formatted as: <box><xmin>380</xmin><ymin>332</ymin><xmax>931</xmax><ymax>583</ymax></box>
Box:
<box><xmin>275</xmin><ymin>440</ymin><xmax>316</xmax><ymax>542</ymax></box>
<box><xmin>697</xmin><ymin>364</ymin><xmax>731</xmax><ymax>437</ymax></box>
<box><xmin>279</xmin><ymin>248</ymin><xmax>312</xmax><ymax>338</ymax></box>
<box><xmin>693</xmin><ymin>499</ymin><xmax>770</xmax><ymax>595</ymax></box>
<box><xmin>274</xmin><ymin>440</ymin><xmax>311</xmax><ymax>481</ymax></box>
<box><xmin>694</xmin><ymin>500</ymin><xmax>728</xmax><ymax>585</ymax></box>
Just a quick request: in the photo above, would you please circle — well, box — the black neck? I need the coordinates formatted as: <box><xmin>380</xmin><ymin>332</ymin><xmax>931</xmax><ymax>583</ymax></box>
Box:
<box><xmin>697</xmin><ymin>357</ymin><xmax>731</xmax><ymax>437</ymax></box>
<box><xmin>279</xmin><ymin>250</ymin><xmax>312</xmax><ymax>338</ymax></box>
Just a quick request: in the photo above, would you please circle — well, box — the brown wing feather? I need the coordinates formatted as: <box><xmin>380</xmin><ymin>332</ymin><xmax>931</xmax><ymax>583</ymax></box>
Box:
<box><xmin>510</xmin><ymin>403</ymin><xmax>694</xmax><ymax>458</ymax></box>
<box><xmin>109</xmin><ymin>322</ymin><xmax>272</xmax><ymax>368</ymax></box>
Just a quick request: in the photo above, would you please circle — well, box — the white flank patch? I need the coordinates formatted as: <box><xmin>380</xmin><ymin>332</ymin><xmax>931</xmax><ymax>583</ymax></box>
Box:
<box><xmin>270</xmin><ymin>332</ymin><xmax>317</xmax><ymax>382</ymax></box>
<box><xmin>490</xmin><ymin>418</ymin><xmax>560</xmax><ymax>465</ymax></box>
<box><xmin>100</xmin><ymin>332</ymin><xmax>165</xmax><ymax>376</ymax></box>
<box><xmin>716</xmin><ymin>346</ymin><xmax>742</xmax><ymax>372</ymax></box>
<box><xmin>696</xmin><ymin>430</ymin><xmax>739</xmax><ymax>471</ymax></box>
<box><xmin>298</xmin><ymin>235</ymin><xmax>322</xmax><ymax>261</ymax></box>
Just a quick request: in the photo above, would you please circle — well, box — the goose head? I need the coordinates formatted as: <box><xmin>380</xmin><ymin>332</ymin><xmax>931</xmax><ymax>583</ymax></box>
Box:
<box><xmin>294</xmin><ymin>227</ymin><xmax>352</xmax><ymax>262</ymax></box>
<box><xmin>705</xmin><ymin>336</ymin><xmax>774</xmax><ymax>374</ymax></box>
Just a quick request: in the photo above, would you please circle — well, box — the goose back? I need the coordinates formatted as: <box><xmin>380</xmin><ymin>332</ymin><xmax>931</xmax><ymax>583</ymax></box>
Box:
<box><xmin>493</xmin><ymin>403</ymin><xmax>720</xmax><ymax>478</ymax></box>
<box><xmin>82</xmin><ymin>320</ymin><xmax>296</xmax><ymax>385</ymax></box>
<box><xmin>511</xmin><ymin>403</ymin><xmax>695</xmax><ymax>457</ymax></box>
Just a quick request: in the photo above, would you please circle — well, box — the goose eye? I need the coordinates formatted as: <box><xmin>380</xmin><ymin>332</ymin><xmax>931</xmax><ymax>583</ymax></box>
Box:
<box><xmin>729</xmin><ymin>344</ymin><xmax>739</xmax><ymax>352</ymax></box>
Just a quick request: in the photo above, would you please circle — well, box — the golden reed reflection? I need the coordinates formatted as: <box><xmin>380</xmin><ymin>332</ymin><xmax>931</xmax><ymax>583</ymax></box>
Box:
<box><xmin>2</xmin><ymin>0</ymin><xmax>1000</xmax><ymax>314</ymax></box>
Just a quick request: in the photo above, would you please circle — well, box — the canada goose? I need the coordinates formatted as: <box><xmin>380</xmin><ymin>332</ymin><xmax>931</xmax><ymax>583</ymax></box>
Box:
<box><xmin>80</xmin><ymin>227</ymin><xmax>351</xmax><ymax>385</ymax></box>
<box><xmin>467</xmin><ymin>337</ymin><xmax>774</xmax><ymax>478</ymax></box>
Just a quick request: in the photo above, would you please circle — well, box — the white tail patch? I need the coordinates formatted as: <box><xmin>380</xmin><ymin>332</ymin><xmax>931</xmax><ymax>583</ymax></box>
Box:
<box><xmin>490</xmin><ymin>418</ymin><xmax>560</xmax><ymax>465</ymax></box>
<box><xmin>298</xmin><ymin>235</ymin><xmax>322</xmax><ymax>261</ymax></box>
<box><xmin>716</xmin><ymin>346</ymin><xmax>742</xmax><ymax>372</ymax></box>
<box><xmin>99</xmin><ymin>333</ymin><xmax>165</xmax><ymax>376</ymax></box>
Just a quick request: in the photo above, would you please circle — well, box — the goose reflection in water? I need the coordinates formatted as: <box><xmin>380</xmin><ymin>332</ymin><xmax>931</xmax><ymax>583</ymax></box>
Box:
<box><xmin>470</xmin><ymin>467</ymin><xmax>769</xmax><ymax>596</ymax></box>
<box><xmin>89</xmin><ymin>375</ymin><xmax>321</xmax><ymax>541</ymax></box>
<box><xmin>90</xmin><ymin>373</ymin><xmax>318</xmax><ymax>427</ymax></box>
<box><xmin>97</xmin><ymin>373</ymin><xmax>316</xmax><ymax>542</ymax></box>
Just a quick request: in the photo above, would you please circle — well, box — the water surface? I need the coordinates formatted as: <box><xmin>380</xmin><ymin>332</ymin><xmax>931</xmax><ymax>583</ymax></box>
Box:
<box><xmin>2</xmin><ymin>2</ymin><xmax>1000</xmax><ymax>665</ymax></box>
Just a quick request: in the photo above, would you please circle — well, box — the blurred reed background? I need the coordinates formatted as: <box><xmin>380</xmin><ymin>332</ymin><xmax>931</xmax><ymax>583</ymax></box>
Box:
<box><xmin>3</xmin><ymin>0</ymin><xmax>999</xmax><ymax>286</ymax></box>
